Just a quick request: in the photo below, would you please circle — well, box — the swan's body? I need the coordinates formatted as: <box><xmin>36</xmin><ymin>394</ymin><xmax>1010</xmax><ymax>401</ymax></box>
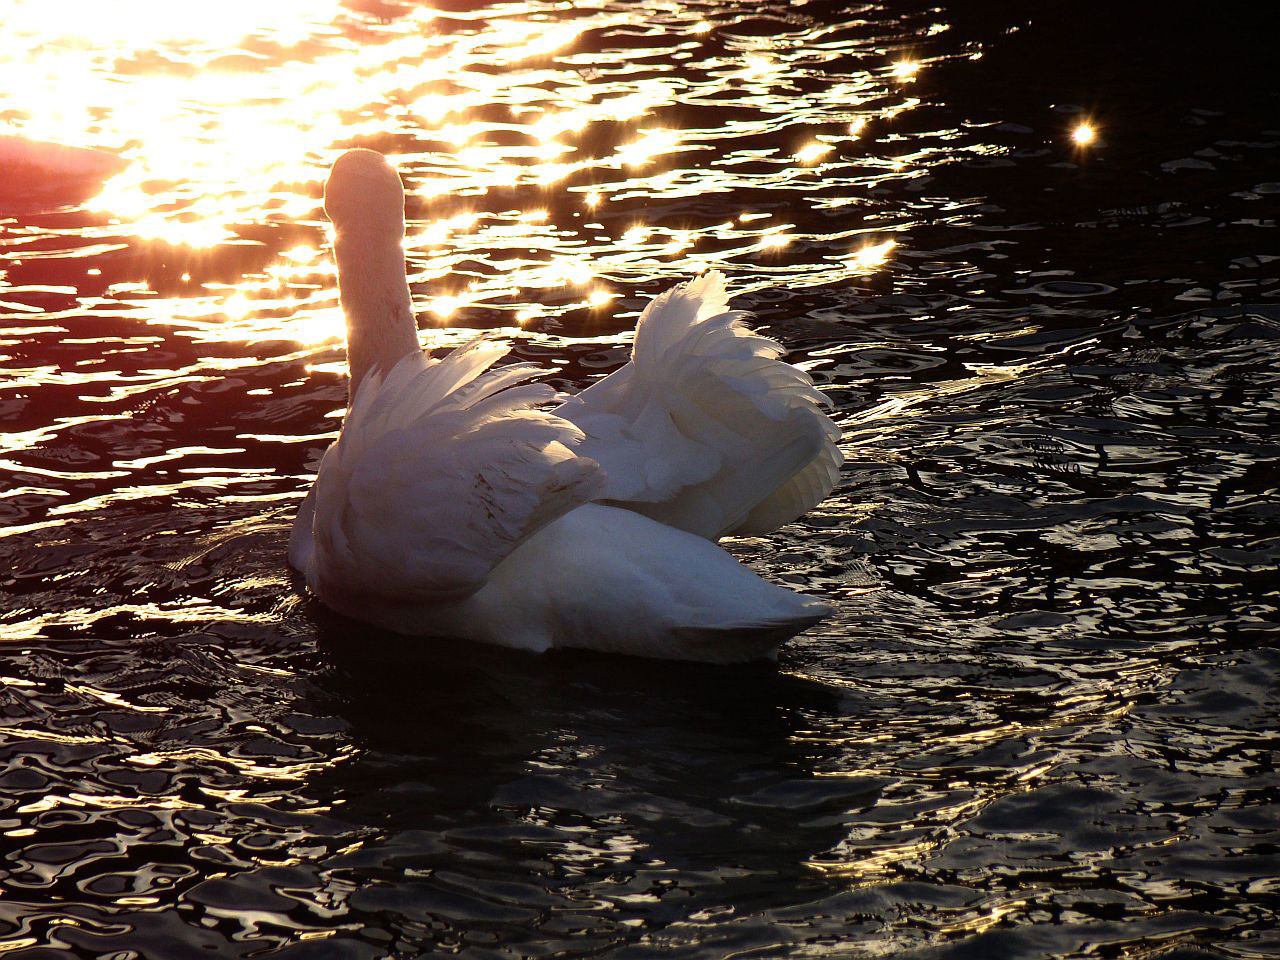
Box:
<box><xmin>290</xmin><ymin>149</ymin><xmax>842</xmax><ymax>662</ymax></box>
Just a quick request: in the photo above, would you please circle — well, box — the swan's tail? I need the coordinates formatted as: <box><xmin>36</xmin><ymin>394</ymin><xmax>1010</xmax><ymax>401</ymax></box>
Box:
<box><xmin>475</xmin><ymin>502</ymin><xmax>833</xmax><ymax>662</ymax></box>
<box><xmin>559</xmin><ymin>271</ymin><xmax>842</xmax><ymax>539</ymax></box>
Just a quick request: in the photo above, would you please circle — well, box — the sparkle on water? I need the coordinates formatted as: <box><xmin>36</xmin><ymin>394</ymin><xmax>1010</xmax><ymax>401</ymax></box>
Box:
<box><xmin>1</xmin><ymin>1</ymin><xmax>1278</xmax><ymax>958</ymax></box>
<box><xmin>1</xmin><ymin>0</ymin><xmax>916</xmax><ymax>348</ymax></box>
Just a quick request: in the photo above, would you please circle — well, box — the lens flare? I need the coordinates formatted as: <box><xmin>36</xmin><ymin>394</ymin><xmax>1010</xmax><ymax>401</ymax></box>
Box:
<box><xmin>797</xmin><ymin>142</ymin><xmax>834</xmax><ymax>164</ymax></box>
<box><xmin>851</xmin><ymin>239</ymin><xmax>896</xmax><ymax>269</ymax></box>
<box><xmin>1072</xmin><ymin>123</ymin><xmax>1097</xmax><ymax>146</ymax></box>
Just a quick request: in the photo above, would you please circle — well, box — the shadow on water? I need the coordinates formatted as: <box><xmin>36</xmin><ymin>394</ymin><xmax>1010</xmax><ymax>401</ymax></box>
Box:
<box><xmin>210</xmin><ymin>616</ymin><xmax>877</xmax><ymax>958</ymax></box>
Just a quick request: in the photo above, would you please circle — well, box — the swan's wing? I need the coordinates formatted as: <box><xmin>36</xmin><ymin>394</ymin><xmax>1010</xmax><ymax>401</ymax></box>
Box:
<box><xmin>304</xmin><ymin>339</ymin><xmax>604</xmax><ymax>604</ymax></box>
<box><xmin>556</xmin><ymin>271</ymin><xmax>842</xmax><ymax>540</ymax></box>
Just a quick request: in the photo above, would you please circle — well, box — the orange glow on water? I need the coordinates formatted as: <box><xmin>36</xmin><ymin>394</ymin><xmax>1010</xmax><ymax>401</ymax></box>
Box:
<box><xmin>0</xmin><ymin>0</ymin><xmax>908</xmax><ymax>349</ymax></box>
<box><xmin>797</xmin><ymin>142</ymin><xmax>835</xmax><ymax>164</ymax></box>
<box><xmin>617</xmin><ymin>128</ymin><xmax>682</xmax><ymax>167</ymax></box>
<box><xmin>851</xmin><ymin>239</ymin><xmax>896</xmax><ymax>269</ymax></box>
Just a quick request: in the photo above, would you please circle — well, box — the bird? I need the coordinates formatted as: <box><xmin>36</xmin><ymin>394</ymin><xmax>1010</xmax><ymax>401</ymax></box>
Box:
<box><xmin>289</xmin><ymin>149</ymin><xmax>842</xmax><ymax>662</ymax></box>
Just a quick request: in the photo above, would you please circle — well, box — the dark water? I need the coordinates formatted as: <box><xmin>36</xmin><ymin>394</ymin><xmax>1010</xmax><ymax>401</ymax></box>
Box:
<box><xmin>1</xmin><ymin>1</ymin><xmax>1277</xmax><ymax>957</ymax></box>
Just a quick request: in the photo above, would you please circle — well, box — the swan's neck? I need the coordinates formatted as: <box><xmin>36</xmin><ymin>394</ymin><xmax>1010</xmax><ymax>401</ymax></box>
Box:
<box><xmin>333</xmin><ymin>225</ymin><xmax>419</xmax><ymax>399</ymax></box>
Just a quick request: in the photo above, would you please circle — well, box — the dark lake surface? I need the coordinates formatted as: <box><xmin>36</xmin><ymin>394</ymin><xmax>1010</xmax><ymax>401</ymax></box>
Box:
<box><xmin>1</xmin><ymin>1</ymin><xmax>1277</xmax><ymax>956</ymax></box>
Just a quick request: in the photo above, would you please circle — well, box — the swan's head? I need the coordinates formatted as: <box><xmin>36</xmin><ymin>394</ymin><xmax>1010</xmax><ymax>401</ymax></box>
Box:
<box><xmin>324</xmin><ymin>149</ymin><xmax>405</xmax><ymax>236</ymax></box>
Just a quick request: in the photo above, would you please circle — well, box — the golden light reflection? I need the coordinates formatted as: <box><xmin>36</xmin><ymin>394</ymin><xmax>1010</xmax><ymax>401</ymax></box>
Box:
<box><xmin>2</xmin><ymin>0</ymin><xmax>628</xmax><ymax>261</ymax></box>
<box><xmin>438</xmin><ymin>124</ymin><xmax>478</xmax><ymax>147</ymax></box>
<box><xmin>891</xmin><ymin>60</ymin><xmax>921</xmax><ymax>80</ymax></box>
<box><xmin>617</xmin><ymin>128</ymin><xmax>681</xmax><ymax>167</ymax></box>
<box><xmin>741</xmin><ymin>55</ymin><xmax>776</xmax><ymax>79</ymax></box>
<box><xmin>534</xmin><ymin>258</ymin><xmax>593</xmax><ymax>288</ymax></box>
<box><xmin>508</xmin><ymin>21</ymin><xmax>585</xmax><ymax>60</ymax></box>
<box><xmin>430</xmin><ymin>293</ymin><xmax>465</xmax><ymax>320</ymax></box>
<box><xmin>3</xmin><ymin>0</ymin><xmax>337</xmax><ymax>49</ymax></box>
<box><xmin>536</xmin><ymin>162</ymin><xmax>577</xmax><ymax>185</ymax></box>
<box><xmin>223</xmin><ymin>293</ymin><xmax>251</xmax><ymax>321</ymax></box>
<box><xmin>851</xmin><ymin>239</ymin><xmax>896</xmax><ymax>269</ymax></box>
<box><xmin>292</xmin><ymin>307</ymin><xmax>346</xmax><ymax>345</ymax></box>
<box><xmin>530</xmin><ymin>110</ymin><xmax>590</xmax><ymax>141</ymax></box>
<box><xmin>407</xmin><ymin>212</ymin><xmax>480</xmax><ymax>251</ymax></box>
<box><xmin>0</xmin><ymin>0</ymin><xmax>936</xmax><ymax>352</ymax></box>
<box><xmin>797</xmin><ymin>142</ymin><xmax>834</xmax><ymax>164</ymax></box>
<box><xmin>1072</xmin><ymin>122</ymin><xmax>1097</xmax><ymax>146</ymax></box>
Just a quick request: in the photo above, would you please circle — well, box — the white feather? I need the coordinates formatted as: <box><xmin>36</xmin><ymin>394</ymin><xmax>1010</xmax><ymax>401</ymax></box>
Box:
<box><xmin>306</xmin><ymin>345</ymin><xmax>603</xmax><ymax>606</ymax></box>
<box><xmin>557</xmin><ymin>270</ymin><xmax>843</xmax><ymax>539</ymax></box>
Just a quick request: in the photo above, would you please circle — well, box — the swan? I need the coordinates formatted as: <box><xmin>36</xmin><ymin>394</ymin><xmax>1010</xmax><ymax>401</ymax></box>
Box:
<box><xmin>289</xmin><ymin>149</ymin><xmax>842</xmax><ymax>662</ymax></box>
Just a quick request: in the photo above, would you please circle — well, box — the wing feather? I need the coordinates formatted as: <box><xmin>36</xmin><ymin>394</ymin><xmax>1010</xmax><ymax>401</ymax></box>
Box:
<box><xmin>558</xmin><ymin>271</ymin><xmax>841</xmax><ymax>540</ymax></box>
<box><xmin>303</xmin><ymin>341</ymin><xmax>604</xmax><ymax>604</ymax></box>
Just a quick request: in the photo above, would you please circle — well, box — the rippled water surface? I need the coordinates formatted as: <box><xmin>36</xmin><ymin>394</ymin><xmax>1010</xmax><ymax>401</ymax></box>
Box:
<box><xmin>2</xmin><ymin>2</ymin><xmax>1278</xmax><ymax>957</ymax></box>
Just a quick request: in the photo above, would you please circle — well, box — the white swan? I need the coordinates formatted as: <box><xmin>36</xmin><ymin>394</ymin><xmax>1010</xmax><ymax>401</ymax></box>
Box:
<box><xmin>289</xmin><ymin>149</ymin><xmax>842</xmax><ymax>662</ymax></box>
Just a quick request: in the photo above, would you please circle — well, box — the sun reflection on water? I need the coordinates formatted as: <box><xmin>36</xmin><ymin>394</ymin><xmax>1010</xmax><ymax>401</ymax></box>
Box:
<box><xmin>1</xmin><ymin>0</ymin><xmax>910</xmax><ymax>350</ymax></box>
<box><xmin>851</xmin><ymin>239</ymin><xmax>896</xmax><ymax>270</ymax></box>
